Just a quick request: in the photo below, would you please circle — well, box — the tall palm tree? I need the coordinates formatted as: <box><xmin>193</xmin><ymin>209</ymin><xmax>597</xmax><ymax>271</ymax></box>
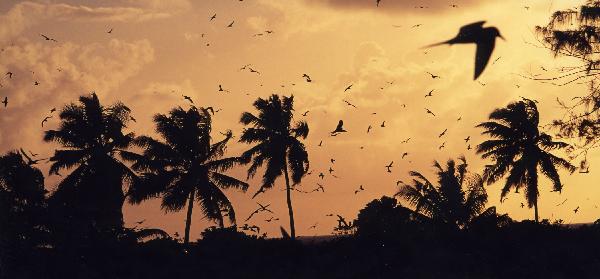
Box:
<box><xmin>44</xmin><ymin>93</ymin><xmax>137</xmax><ymax>232</ymax></box>
<box><xmin>477</xmin><ymin>99</ymin><xmax>575</xmax><ymax>222</ymax></box>
<box><xmin>239</xmin><ymin>94</ymin><xmax>309</xmax><ymax>240</ymax></box>
<box><xmin>127</xmin><ymin>106</ymin><xmax>248</xmax><ymax>245</ymax></box>
<box><xmin>396</xmin><ymin>157</ymin><xmax>494</xmax><ymax>230</ymax></box>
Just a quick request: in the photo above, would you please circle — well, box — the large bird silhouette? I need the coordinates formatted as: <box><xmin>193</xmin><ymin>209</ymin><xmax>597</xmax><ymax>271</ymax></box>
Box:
<box><xmin>424</xmin><ymin>21</ymin><xmax>503</xmax><ymax>80</ymax></box>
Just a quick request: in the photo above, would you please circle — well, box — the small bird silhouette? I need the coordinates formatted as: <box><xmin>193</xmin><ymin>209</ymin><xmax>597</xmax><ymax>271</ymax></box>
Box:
<box><xmin>385</xmin><ymin>161</ymin><xmax>393</xmax><ymax>172</ymax></box>
<box><xmin>209</xmin><ymin>14</ymin><xmax>216</xmax><ymax>21</ymax></box>
<box><xmin>182</xmin><ymin>95</ymin><xmax>193</xmax><ymax>104</ymax></box>
<box><xmin>318</xmin><ymin>140</ymin><xmax>323</xmax><ymax>147</ymax></box>
<box><xmin>424</xmin><ymin>21</ymin><xmax>504</xmax><ymax>79</ymax></box>
<box><xmin>5</xmin><ymin>72</ymin><xmax>13</xmax><ymax>79</ymax></box>
<box><xmin>302</xmin><ymin>74</ymin><xmax>312</xmax><ymax>82</ymax></box>
<box><xmin>354</xmin><ymin>185</ymin><xmax>365</xmax><ymax>194</ymax></box>
<box><xmin>40</xmin><ymin>34</ymin><xmax>58</xmax><ymax>42</ymax></box>
<box><xmin>344</xmin><ymin>84</ymin><xmax>353</xmax><ymax>92</ymax></box>
<box><xmin>367</xmin><ymin>125</ymin><xmax>372</xmax><ymax>133</ymax></box>
<box><xmin>425</xmin><ymin>89</ymin><xmax>434</xmax><ymax>98</ymax></box>
<box><xmin>2</xmin><ymin>96</ymin><xmax>7</xmax><ymax>107</ymax></box>
<box><xmin>227</xmin><ymin>21</ymin><xmax>235</xmax><ymax>28</ymax></box>
<box><xmin>318</xmin><ymin>173</ymin><xmax>325</xmax><ymax>179</ymax></box>
<box><xmin>380</xmin><ymin>121</ymin><xmax>386</xmax><ymax>128</ymax></box>
<box><xmin>426</xmin><ymin>72</ymin><xmax>440</xmax><ymax>79</ymax></box>
<box><xmin>439</xmin><ymin>129</ymin><xmax>448</xmax><ymax>138</ymax></box>
<box><xmin>302</xmin><ymin>110</ymin><xmax>309</xmax><ymax>116</ymax></box>
<box><xmin>574</xmin><ymin>206</ymin><xmax>580</xmax><ymax>214</ymax></box>
<box><xmin>439</xmin><ymin>142</ymin><xmax>446</xmax><ymax>150</ymax></box>
<box><xmin>331</xmin><ymin>120</ymin><xmax>347</xmax><ymax>134</ymax></box>
<box><xmin>344</xmin><ymin>100</ymin><xmax>357</xmax><ymax>108</ymax></box>
<box><xmin>464</xmin><ymin>136</ymin><xmax>471</xmax><ymax>142</ymax></box>
<box><xmin>50</xmin><ymin>108</ymin><xmax>56</xmax><ymax>113</ymax></box>
<box><xmin>41</xmin><ymin>116</ymin><xmax>52</xmax><ymax>127</ymax></box>
<box><xmin>425</xmin><ymin>108</ymin><xmax>436</xmax><ymax>116</ymax></box>
<box><xmin>402</xmin><ymin>152</ymin><xmax>408</xmax><ymax>159</ymax></box>
<box><xmin>107</xmin><ymin>28</ymin><xmax>113</xmax><ymax>34</ymax></box>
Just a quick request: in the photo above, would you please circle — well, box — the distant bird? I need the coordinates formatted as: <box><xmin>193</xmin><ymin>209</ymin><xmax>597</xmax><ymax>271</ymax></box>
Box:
<box><xmin>50</xmin><ymin>108</ymin><xmax>56</xmax><ymax>113</ymax></box>
<box><xmin>40</xmin><ymin>34</ymin><xmax>58</xmax><ymax>42</ymax></box>
<box><xmin>130</xmin><ymin>116</ymin><xmax>137</xmax><ymax>122</ymax></box>
<box><xmin>380</xmin><ymin>121</ymin><xmax>386</xmax><ymax>128</ymax></box>
<box><xmin>205</xmin><ymin>107</ymin><xmax>215</xmax><ymax>115</ymax></box>
<box><xmin>331</xmin><ymin>120</ymin><xmax>347</xmax><ymax>134</ymax></box>
<box><xmin>520</xmin><ymin>203</ymin><xmax>525</xmax><ymax>208</ymax></box>
<box><xmin>316</xmin><ymin>183</ymin><xmax>325</xmax><ymax>192</ymax></box>
<box><xmin>135</xmin><ymin>219</ymin><xmax>145</xmax><ymax>225</ymax></box>
<box><xmin>396</xmin><ymin>180</ymin><xmax>404</xmax><ymax>186</ymax></box>
<box><xmin>330</xmin><ymin>158</ymin><xmax>335</xmax><ymax>164</ymax></box>
<box><xmin>248</xmin><ymin>67</ymin><xmax>260</xmax><ymax>74</ymax></box>
<box><xmin>401</xmin><ymin>138</ymin><xmax>411</xmax><ymax>144</ymax></box>
<box><xmin>385</xmin><ymin>161</ymin><xmax>393</xmax><ymax>172</ymax></box>
<box><xmin>218</xmin><ymin>85</ymin><xmax>229</xmax><ymax>92</ymax></box>
<box><xmin>574</xmin><ymin>206</ymin><xmax>580</xmax><ymax>214</ymax></box>
<box><xmin>318</xmin><ymin>140</ymin><xmax>323</xmax><ymax>147</ymax></box>
<box><xmin>425</xmin><ymin>108</ymin><xmax>436</xmax><ymax>116</ymax></box>
<box><xmin>309</xmin><ymin>223</ymin><xmax>318</xmax><ymax>230</ymax></box>
<box><xmin>344</xmin><ymin>84</ymin><xmax>353</xmax><ymax>92</ymax></box>
<box><xmin>302</xmin><ymin>110</ymin><xmax>309</xmax><ymax>116</ymax></box>
<box><xmin>2</xmin><ymin>96</ymin><xmax>7</xmax><ymax>107</ymax></box>
<box><xmin>34</xmin><ymin>81</ymin><xmax>40</xmax><ymax>86</ymax></box>
<box><xmin>344</xmin><ymin>100</ymin><xmax>357</xmax><ymax>108</ymax></box>
<box><xmin>412</xmin><ymin>24</ymin><xmax>422</xmax><ymax>28</ymax></box>
<box><xmin>245</xmin><ymin>202</ymin><xmax>273</xmax><ymax>222</ymax></box>
<box><xmin>426</xmin><ymin>72</ymin><xmax>440</xmax><ymax>79</ymax></box>
<box><xmin>354</xmin><ymin>185</ymin><xmax>364</xmax><ymax>194</ymax></box>
<box><xmin>401</xmin><ymin>152</ymin><xmax>408</xmax><ymax>159</ymax></box>
<box><xmin>367</xmin><ymin>125</ymin><xmax>372</xmax><ymax>133</ymax></box>
<box><xmin>457</xmin><ymin>116</ymin><xmax>462</xmax><ymax>121</ymax></box>
<box><xmin>5</xmin><ymin>72</ymin><xmax>13</xmax><ymax>79</ymax></box>
<box><xmin>439</xmin><ymin>142</ymin><xmax>446</xmax><ymax>150</ymax></box>
<box><xmin>41</xmin><ymin>116</ymin><xmax>52</xmax><ymax>127</ymax></box>
<box><xmin>107</xmin><ymin>28</ymin><xmax>113</xmax><ymax>34</ymax></box>
<box><xmin>439</xmin><ymin>129</ymin><xmax>448</xmax><ymax>138</ymax></box>
<box><xmin>556</xmin><ymin>199</ymin><xmax>568</xmax><ymax>206</ymax></box>
<box><xmin>209</xmin><ymin>14</ymin><xmax>216</xmax><ymax>21</ymax></box>
<box><xmin>464</xmin><ymin>136</ymin><xmax>471</xmax><ymax>142</ymax></box>
<box><xmin>423</xmin><ymin>21</ymin><xmax>504</xmax><ymax>79</ymax></box>
<box><xmin>425</xmin><ymin>89</ymin><xmax>434</xmax><ymax>98</ymax></box>
<box><xmin>302</xmin><ymin>74</ymin><xmax>312</xmax><ymax>82</ymax></box>
<box><xmin>467</xmin><ymin>144</ymin><xmax>472</xmax><ymax>150</ymax></box>
<box><xmin>318</xmin><ymin>173</ymin><xmax>325</xmax><ymax>179</ymax></box>
<box><xmin>29</xmin><ymin>150</ymin><xmax>38</xmax><ymax>157</ymax></box>
<box><xmin>183</xmin><ymin>95</ymin><xmax>193</xmax><ymax>104</ymax></box>
<box><xmin>328</xmin><ymin>167</ymin><xmax>334</xmax><ymax>174</ymax></box>
<box><xmin>227</xmin><ymin>21</ymin><xmax>235</xmax><ymax>28</ymax></box>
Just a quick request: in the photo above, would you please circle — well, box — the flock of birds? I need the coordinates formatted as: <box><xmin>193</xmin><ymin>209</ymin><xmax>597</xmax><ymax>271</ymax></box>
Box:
<box><xmin>0</xmin><ymin>1</ymin><xmax>592</xmax><ymax>238</ymax></box>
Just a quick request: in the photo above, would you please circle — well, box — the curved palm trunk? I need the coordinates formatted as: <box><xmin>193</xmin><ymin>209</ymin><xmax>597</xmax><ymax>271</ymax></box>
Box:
<box><xmin>283</xmin><ymin>158</ymin><xmax>296</xmax><ymax>240</ymax></box>
<box><xmin>183</xmin><ymin>190</ymin><xmax>195</xmax><ymax>245</ymax></box>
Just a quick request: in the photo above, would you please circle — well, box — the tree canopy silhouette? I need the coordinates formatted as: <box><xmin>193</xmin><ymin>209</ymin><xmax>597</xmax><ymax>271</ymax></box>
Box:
<box><xmin>44</xmin><ymin>92</ymin><xmax>138</xmax><ymax>234</ymax></box>
<box><xmin>396</xmin><ymin>156</ymin><xmax>500</xmax><ymax>230</ymax></box>
<box><xmin>128</xmin><ymin>106</ymin><xmax>248</xmax><ymax>245</ymax></box>
<box><xmin>477</xmin><ymin>99</ymin><xmax>575</xmax><ymax>222</ymax></box>
<box><xmin>239</xmin><ymin>94</ymin><xmax>309</xmax><ymax>240</ymax></box>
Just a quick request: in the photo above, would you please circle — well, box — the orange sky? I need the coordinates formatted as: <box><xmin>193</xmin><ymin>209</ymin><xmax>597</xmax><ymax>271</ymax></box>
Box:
<box><xmin>0</xmin><ymin>0</ymin><xmax>598</xmax><ymax>240</ymax></box>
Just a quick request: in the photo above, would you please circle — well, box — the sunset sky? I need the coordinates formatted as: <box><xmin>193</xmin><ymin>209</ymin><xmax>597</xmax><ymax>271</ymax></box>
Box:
<box><xmin>0</xmin><ymin>0</ymin><xmax>597</xmax><ymax>240</ymax></box>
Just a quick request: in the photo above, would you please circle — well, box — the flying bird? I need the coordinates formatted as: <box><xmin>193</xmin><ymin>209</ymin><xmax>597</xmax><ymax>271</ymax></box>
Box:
<box><xmin>2</xmin><ymin>96</ymin><xmax>7</xmax><ymax>107</ymax></box>
<box><xmin>343</xmin><ymin>100</ymin><xmax>357</xmax><ymax>108</ymax></box>
<box><xmin>209</xmin><ymin>14</ymin><xmax>216</xmax><ymax>21</ymax></box>
<box><xmin>425</xmin><ymin>89</ymin><xmax>434</xmax><ymax>98</ymax></box>
<box><xmin>423</xmin><ymin>21</ymin><xmax>504</xmax><ymax>79</ymax></box>
<box><xmin>425</xmin><ymin>108</ymin><xmax>436</xmax><ymax>116</ymax></box>
<box><xmin>385</xmin><ymin>161</ymin><xmax>393</xmax><ymax>172</ymax></box>
<box><xmin>183</xmin><ymin>95</ymin><xmax>193</xmax><ymax>104</ymax></box>
<box><xmin>380</xmin><ymin>121</ymin><xmax>386</xmax><ymax>128</ymax></box>
<box><xmin>439</xmin><ymin>129</ymin><xmax>448</xmax><ymax>138</ymax></box>
<box><xmin>40</xmin><ymin>34</ymin><xmax>58</xmax><ymax>42</ymax></box>
<box><xmin>331</xmin><ymin>120</ymin><xmax>347</xmax><ymax>134</ymax></box>
<box><xmin>107</xmin><ymin>28</ymin><xmax>113</xmax><ymax>34</ymax></box>
<box><xmin>367</xmin><ymin>125</ymin><xmax>372</xmax><ymax>133</ymax></box>
<box><xmin>5</xmin><ymin>72</ymin><xmax>13</xmax><ymax>79</ymax></box>
<box><xmin>302</xmin><ymin>74</ymin><xmax>312</xmax><ymax>82</ymax></box>
<box><xmin>227</xmin><ymin>21</ymin><xmax>235</xmax><ymax>28</ymax></box>
<box><xmin>439</xmin><ymin>142</ymin><xmax>446</xmax><ymax>150</ymax></box>
<box><xmin>464</xmin><ymin>136</ymin><xmax>471</xmax><ymax>142</ymax></box>
<box><xmin>402</xmin><ymin>152</ymin><xmax>408</xmax><ymax>159</ymax></box>
<box><xmin>344</xmin><ymin>84</ymin><xmax>353</xmax><ymax>92</ymax></box>
<box><xmin>354</xmin><ymin>185</ymin><xmax>365</xmax><ymax>194</ymax></box>
<box><xmin>426</xmin><ymin>72</ymin><xmax>441</xmax><ymax>79</ymax></box>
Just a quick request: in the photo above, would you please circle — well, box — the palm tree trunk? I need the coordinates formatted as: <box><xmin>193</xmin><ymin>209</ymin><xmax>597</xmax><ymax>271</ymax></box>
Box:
<box><xmin>534</xmin><ymin>200</ymin><xmax>539</xmax><ymax>223</ymax></box>
<box><xmin>282</xmin><ymin>158</ymin><xmax>296</xmax><ymax>240</ymax></box>
<box><xmin>183</xmin><ymin>190</ymin><xmax>195</xmax><ymax>245</ymax></box>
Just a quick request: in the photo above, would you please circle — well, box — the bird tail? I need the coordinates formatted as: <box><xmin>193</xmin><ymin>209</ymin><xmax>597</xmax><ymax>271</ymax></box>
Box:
<box><xmin>421</xmin><ymin>40</ymin><xmax>450</xmax><ymax>49</ymax></box>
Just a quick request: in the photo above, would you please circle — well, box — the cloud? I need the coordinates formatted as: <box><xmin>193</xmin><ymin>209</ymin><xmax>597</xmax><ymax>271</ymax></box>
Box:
<box><xmin>0</xmin><ymin>38</ymin><xmax>154</xmax><ymax>153</ymax></box>
<box><xmin>302</xmin><ymin>0</ymin><xmax>491</xmax><ymax>13</ymax></box>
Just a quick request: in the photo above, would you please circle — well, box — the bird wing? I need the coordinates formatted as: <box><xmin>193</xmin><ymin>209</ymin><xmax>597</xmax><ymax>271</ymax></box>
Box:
<box><xmin>474</xmin><ymin>37</ymin><xmax>495</xmax><ymax>80</ymax></box>
<box><xmin>458</xmin><ymin>21</ymin><xmax>486</xmax><ymax>38</ymax></box>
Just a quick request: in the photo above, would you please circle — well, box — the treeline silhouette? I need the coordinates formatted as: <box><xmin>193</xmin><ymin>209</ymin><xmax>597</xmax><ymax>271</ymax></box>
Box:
<box><xmin>1</xmin><ymin>93</ymin><xmax>600</xmax><ymax>279</ymax></box>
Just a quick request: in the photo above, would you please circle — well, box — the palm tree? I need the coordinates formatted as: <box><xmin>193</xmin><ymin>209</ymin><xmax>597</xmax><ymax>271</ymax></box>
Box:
<box><xmin>127</xmin><ymin>106</ymin><xmax>248</xmax><ymax>245</ymax></box>
<box><xmin>0</xmin><ymin>150</ymin><xmax>47</xmax><ymax>250</ymax></box>
<box><xmin>44</xmin><ymin>92</ymin><xmax>137</xmax><ymax>232</ymax></box>
<box><xmin>396</xmin><ymin>156</ymin><xmax>495</xmax><ymax>230</ymax></box>
<box><xmin>477</xmin><ymin>99</ymin><xmax>575</xmax><ymax>222</ymax></box>
<box><xmin>239</xmin><ymin>94</ymin><xmax>309</xmax><ymax>240</ymax></box>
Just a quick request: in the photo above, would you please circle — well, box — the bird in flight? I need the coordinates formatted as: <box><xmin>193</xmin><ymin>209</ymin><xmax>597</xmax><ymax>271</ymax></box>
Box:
<box><xmin>227</xmin><ymin>21</ymin><xmax>235</xmax><ymax>28</ymax></box>
<box><xmin>401</xmin><ymin>138</ymin><xmax>411</xmax><ymax>144</ymax></box>
<box><xmin>218</xmin><ymin>85</ymin><xmax>230</xmax><ymax>93</ymax></box>
<box><xmin>367</xmin><ymin>125</ymin><xmax>372</xmax><ymax>133</ymax></box>
<box><xmin>423</xmin><ymin>21</ymin><xmax>504</xmax><ymax>79</ymax></box>
<box><xmin>182</xmin><ymin>95</ymin><xmax>193</xmax><ymax>104</ymax></box>
<box><xmin>318</xmin><ymin>140</ymin><xmax>323</xmax><ymax>147</ymax></box>
<box><xmin>344</xmin><ymin>84</ymin><xmax>353</xmax><ymax>92</ymax></box>
<box><xmin>50</xmin><ymin>108</ymin><xmax>56</xmax><ymax>113</ymax></box>
<box><xmin>425</xmin><ymin>108</ymin><xmax>436</xmax><ymax>116</ymax></box>
<box><xmin>209</xmin><ymin>14</ymin><xmax>216</xmax><ymax>21</ymax></box>
<box><xmin>574</xmin><ymin>206</ymin><xmax>580</xmax><ymax>214</ymax></box>
<box><xmin>318</xmin><ymin>172</ymin><xmax>325</xmax><ymax>179</ymax></box>
<box><xmin>41</xmin><ymin>116</ymin><xmax>52</xmax><ymax>127</ymax></box>
<box><xmin>302</xmin><ymin>110</ymin><xmax>309</xmax><ymax>116</ymax></box>
<box><xmin>381</xmin><ymin>121</ymin><xmax>386</xmax><ymax>128</ymax></box>
<box><xmin>401</xmin><ymin>152</ymin><xmax>408</xmax><ymax>159</ymax></box>
<box><xmin>2</xmin><ymin>96</ymin><xmax>7</xmax><ymax>107</ymax></box>
<box><xmin>302</xmin><ymin>74</ymin><xmax>312</xmax><ymax>82</ymax></box>
<box><xmin>439</xmin><ymin>129</ymin><xmax>448</xmax><ymax>138</ymax></box>
<box><xmin>331</xmin><ymin>120</ymin><xmax>347</xmax><ymax>134</ymax></box>
<box><xmin>464</xmin><ymin>136</ymin><xmax>471</xmax><ymax>142</ymax></box>
<box><xmin>439</xmin><ymin>142</ymin><xmax>446</xmax><ymax>150</ymax></box>
<box><xmin>5</xmin><ymin>72</ymin><xmax>13</xmax><ymax>79</ymax></box>
<box><xmin>425</xmin><ymin>89</ymin><xmax>434</xmax><ymax>98</ymax></box>
<box><xmin>354</xmin><ymin>185</ymin><xmax>365</xmax><ymax>194</ymax></box>
<box><xmin>40</xmin><ymin>34</ymin><xmax>58</xmax><ymax>42</ymax></box>
<box><xmin>107</xmin><ymin>28</ymin><xmax>113</xmax><ymax>34</ymax></box>
<box><xmin>385</xmin><ymin>161</ymin><xmax>393</xmax><ymax>172</ymax></box>
<box><xmin>343</xmin><ymin>100</ymin><xmax>357</xmax><ymax>108</ymax></box>
<box><xmin>426</xmin><ymin>72</ymin><xmax>441</xmax><ymax>79</ymax></box>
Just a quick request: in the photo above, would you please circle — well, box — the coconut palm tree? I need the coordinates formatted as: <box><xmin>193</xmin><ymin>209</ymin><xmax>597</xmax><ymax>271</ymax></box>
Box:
<box><xmin>0</xmin><ymin>150</ymin><xmax>47</xmax><ymax>250</ymax></box>
<box><xmin>396</xmin><ymin>157</ymin><xmax>496</xmax><ymax>230</ymax></box>
<box><xmin>239</xmin><ymin>94</ymin><xmax>309</xmax><ymax>240</ymax></box>
<box><xmin>477</xmin><ymin>99</ymin><xmax>575</xmax><ymax>222</ymax></box>
<box><xmin>127</xmin><ymin>106</ymin><xmax>248</xmax><ymax>245</ymax></box>
<box><xmin>44</xmin><ymin>93</ymin><xmax>138</xmax><ymax>232</ymax></box>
